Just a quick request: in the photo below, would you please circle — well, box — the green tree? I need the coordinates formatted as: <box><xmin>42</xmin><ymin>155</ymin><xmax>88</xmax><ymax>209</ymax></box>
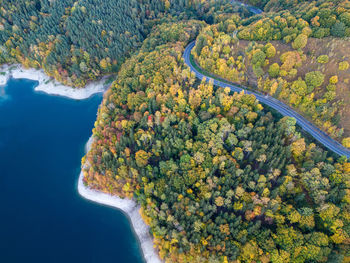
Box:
<box><xmin>305</xmin><ymin>71</ymin><xmax>324</xmax><ymax>88</ymax></box>
<box><xmin>268</xmin><ymin>63</ymin><xmax>280</xmax><ymax>78</ymax></box>
<box><xmin>340</xmin><ymin>12</ymin><xmax>350</xmax><ymax>27</ymax></box>
<box><xmin>291</xmin><ymin>78</ymin><xmax>308</xmax><ymax>96</ymax></box>
<box><xmin>331</xmin><ymin>22</ymin><xmax>346</xmax><ymax>38</ymax></box>
<box><xmin>265</xmin><ymin>43</ymin><xmax>276</xmax><ymax>58</ymax></box>
<box><xmin>292</xmin><ymin>34</ymin><xmax>308</xmax><ymax>49</ymax></box>
<box><xmin>251</xmin><ymin>49</ymin><xmax>266</xmax><ymax>66</ymax></box>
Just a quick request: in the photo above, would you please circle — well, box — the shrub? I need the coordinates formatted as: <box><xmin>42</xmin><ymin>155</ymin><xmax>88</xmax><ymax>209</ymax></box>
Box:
<box><xmin>339</xmin><ymin>61</ymin><xmax>349</xmax><ymax>71</ymax></box>
<box><xmin>292</xmin><ymin>34</ymin><xmax>308</xmax><ymax>49</ymax></box>
<box><xmin>268</xmin><ymin>63</ymin><xmax>280</xmax><ymax>78</ymax></box>
<box><xmin>317</xmin><ymin>55</ymin><xmax>329</xmax><ymax>64</ymax></box>
<box><xmin>305</xmin><ymin>71</ymin><xmax>324</xmax><ymax>87</ymax></box>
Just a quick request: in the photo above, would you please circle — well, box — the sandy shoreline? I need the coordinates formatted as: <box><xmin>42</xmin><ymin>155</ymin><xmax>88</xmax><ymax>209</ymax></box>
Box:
<box><xmin>78</xmin><ymin>137</ymin><xmax>162</xmax><ymax>263</ymax></box>
<box><xmin>0</xmin><ymin>64</ymin><xmax>108</xmax><ymax>100</ymax></box>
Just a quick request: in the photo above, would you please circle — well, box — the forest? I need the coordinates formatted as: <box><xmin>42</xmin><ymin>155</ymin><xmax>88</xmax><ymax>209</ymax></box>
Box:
<box><xmin>1</xmin><ymin>0</ymin><xmax>349</xmax><ymax>262</ymax></box>
<box><xmin>0</xmin><ymin>0</ymin><xmax>248</xmax><ymax>87</ymax></box>
<box><xmin>193</xmin><ymin>0</ymin><xmax>350</xmax><ymax>148</ymax></box>
<box><xmin>239</xmin><ymin>0</ymin><xmax>350</xmax><ymax>40</ymax></box>
<box><xmin>82</xmin><ymin>20</ymin><xmax>350</xmax><ymax>262</ymax></box>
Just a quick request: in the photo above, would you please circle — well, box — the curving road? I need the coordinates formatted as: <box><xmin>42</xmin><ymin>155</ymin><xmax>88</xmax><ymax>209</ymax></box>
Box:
<box><xmin>231</xmin><ymin>0</ymin><xmax>263</xmax><ymax>15</ymax></box>
<box><xmin>184</xmin><ymin>41</ymin><xmax>350</xmax><ymax>158</ymax></box>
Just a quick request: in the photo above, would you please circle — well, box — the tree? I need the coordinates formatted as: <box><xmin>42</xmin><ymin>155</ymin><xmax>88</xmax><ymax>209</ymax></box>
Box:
<box><xmin>292</xmin><ymin>34</ymin><xmax>308</xmax><ymax>49</ymax></box>
<box><xmin>215</xmin><ymin>196</ymin><xmax>224</xmax><ymax>207</ymax></box>
<box><xmin>291</xmin><ymin>79</ymin><xmax>307</xmax><ymax>96</ymax></box>
<box><xmin>313</xmin><ymin>28</ymin><xmax>330</xmax><ymax>38</ymax></box>
<box><xmin>135</xmin><ymin>150</ymin><xmax>149</xmax><ymax>167</ymax></box>
<box><xmin>265</xmin><ymin>43</ymin><xmax>276</xmax><ymax>58</ymax></box>
<box><xmin>331</xmin><ymin>22</ymin><xmax>346</xmax><ymax>38</ymax></box>
<box><xmin>342</xmin><ymin>137</ymin><xmax>350</xmax><ymax>148</ymax></box>
<box><xmin>240</xmin><ymin>241</ymin><xmax>260</xmax><ymax>262</ymax></box>
<box><xmin>100</xmin><ymin>58</ymin><xmax>108</xmax><ymax>70</ymax></box>
<box><xmin>253</xmin><ymin>65</ymin><xmax>264</xmax><ymax>77</ymax></box>
<box><xmin>280</xmin><ymin>51</ymin><xmax>301</xmax><ymax>71</ymax></box>
<box><xmin>291</xmin><ymin>138</ymin><xmax>306</xmax><ymax>161</ymax></box>
<box><xmin>79</xmin><ymin>61</ymin><xmax>88</xmax><ymax>72</ymax></box>
<box><xmin>251</xmin><ymin>49</ymin><xmax>266</xmax><ymax>66</ymax></box>
<box><xmin>305</xmin><ymin>71</ymin><xmax>324</xmax><ymax>87</ymax></box>
<box><xmin>196</xmin><ymin>35</ymin><xmax>207</xmax><ymax>56</ymax></box>
<box><xmin>268</xmin><ymin>63</ymin><xmax>280</xmax><ymax>78</ymax></box>
<box><xmin>340</xmin><ymin>12</ymin><xmax>350</xmax><ymax>27</ymax></box>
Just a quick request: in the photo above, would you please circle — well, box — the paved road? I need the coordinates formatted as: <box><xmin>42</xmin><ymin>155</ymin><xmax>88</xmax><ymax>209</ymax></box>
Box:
<box><xmin>184</xmin><ymin>41</ymin><xmax>350</xmax><ymax>158</ymax></box>
<box><xmin>231</xmin><ymin>0</ymin><xmax>263</xmax><ymax>15</ymax></box>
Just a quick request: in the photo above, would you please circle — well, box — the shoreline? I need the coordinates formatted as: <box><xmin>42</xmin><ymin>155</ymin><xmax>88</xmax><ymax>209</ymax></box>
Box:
<box><xmin>1</xmin><ymin>63</ymin><xmax>162</xmax><ymax>261</ymax></box>
<box><xmin>0</xmin><ymin>64</ymin><xmax>109</xmax><ymax>100</ymax></box>
<box><xmin>78</xmin><ymin>137</ymin><xmax>162</xmax><ymax>263</ymax></box>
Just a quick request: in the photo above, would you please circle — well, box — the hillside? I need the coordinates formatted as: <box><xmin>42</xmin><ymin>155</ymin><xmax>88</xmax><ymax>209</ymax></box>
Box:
<box><xmin>1</xmin><ymin>0</ymin><xmax>349</xmax><ymax>262</ymax></box>
<box><xmin>82</xmin><ymin>21</ymin><xmax>350</xmax><ymax>262</ymax></box>
<box><xmin>0</xmin><ymin>0</ymin><xmax>241</xmax><ymax>87</ymax></box>
<box><xmin>0</xmin><ymin>0</ymin><xmax>158</xmax><ymax>87</ymax></box>
<box><xmin>193</xmin><ymin>8</ymin><xmax>350</xmax><ymax>148</ymax></box>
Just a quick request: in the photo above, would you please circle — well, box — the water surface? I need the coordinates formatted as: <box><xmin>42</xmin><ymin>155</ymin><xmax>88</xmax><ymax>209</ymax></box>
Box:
<box><xmin>0</xmin><ymin>78</ymin><xmax>144</xmax><ymax>263</ymax></box>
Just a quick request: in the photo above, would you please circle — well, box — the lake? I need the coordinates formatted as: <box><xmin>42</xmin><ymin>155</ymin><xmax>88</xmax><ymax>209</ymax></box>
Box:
<box><xmin>0</xmin><ymin>78</ymin><xmax>144</xmax><ymax>263</ymax></box>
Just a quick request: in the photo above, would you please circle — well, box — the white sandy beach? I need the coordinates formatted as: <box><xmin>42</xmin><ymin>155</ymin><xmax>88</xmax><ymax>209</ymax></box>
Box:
<box><xmin>78</xmin><ymin>137</ymin><xmax>162</xmax><ymax>263</ymax></box>
<box><xmin>0</xmin><ymin>64</ymin><xmax>108</xmax><ymax>100</ymax></box>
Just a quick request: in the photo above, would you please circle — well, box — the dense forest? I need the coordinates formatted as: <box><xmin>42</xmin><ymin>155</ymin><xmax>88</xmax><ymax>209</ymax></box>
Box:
<box><xmin>82</xmin><ymin>20</ymin><xmax>350</xmax><ymax>262</ymax></box>
<box><xmin>2</xmin><ymin>0</ymin><xmax>349</xmax><ymax>262</ymax></box>
<box><xmin>240</xmin><ymin>0</ymin><xmax>350</xmax><ymax>40</ymax></box>
<box><xmin>0</xmin><ymin>0</ymin><xmax>250</xmax><ymax>87</ymax></box>
<box><xmin>193</xmin><ymin>0</ymin><xmax>350</xmax><ymax>148</ymax></box>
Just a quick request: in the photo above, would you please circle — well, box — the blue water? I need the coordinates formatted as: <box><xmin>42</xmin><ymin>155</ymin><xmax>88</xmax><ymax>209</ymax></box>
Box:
<box><xmin>0</xmin><ymin>79</ymin><xmax>144</xmax><ymax>263</ymax></box>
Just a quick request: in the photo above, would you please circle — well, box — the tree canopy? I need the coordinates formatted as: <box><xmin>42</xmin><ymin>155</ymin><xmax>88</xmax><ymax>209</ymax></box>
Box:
<box><xmin>83</xmin><ymin>21</ymin><xmax>350</xmax><ymax>263</ymax></box>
